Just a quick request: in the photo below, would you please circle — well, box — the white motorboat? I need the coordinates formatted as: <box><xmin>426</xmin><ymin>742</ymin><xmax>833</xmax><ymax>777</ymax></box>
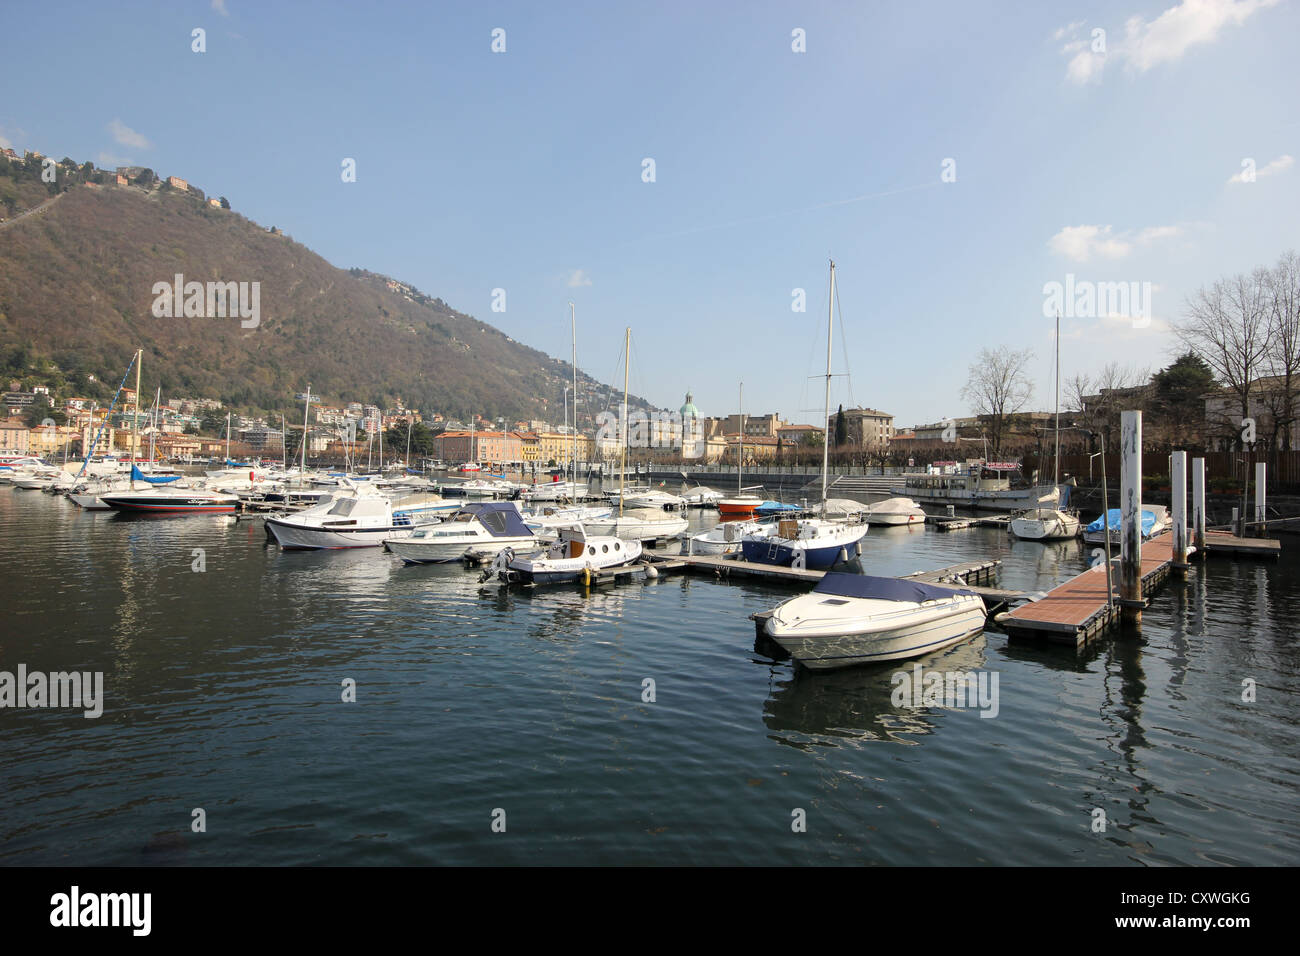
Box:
<box><xmin>265</xmin><ymin>485</ymin><xmax>420</xmax><ymax>549</ymax></box>
<box><xmin>524</xmin><ymin>480</ymin><xmax>588</xmax><ymax>502</ymax></box>
<box><xmin>524</xmin><ymin>504</ymin><xmax>613</xmax><ymax>540</ymax></box>
<box><xmin>617</xmin><ymin>489</ymin><xmax>685</xmax><ymax>511</ymax></box>
<box><xmin>385</xmin><ymin>501</ymin><xmax>536</xmax><ymax>564</ymax></box>
<box><xmin>492</xmin><ymin>525</ymin><xmax>643</xmax><ymax>584</ymax></box>
<box><xmin>761</xmin><ymin>573</ymin><xmax>987</xmax><ymax>670</ymax></box>
<box><xmin>584</xmin><ymin>506</ymin><xmax>689</xmax><ymax>542</ymax></box>
<box><xmin>681</xmin><ymin>486</ymin><xmax>723</xmax><ymax>508</ymax></box>
<box><xmin>688</xmin><ymin>518</ymin><xmax>770</xmax><ymax>555</ymax></box>
<box><xmin>861</xmin><ymin>497</ymin><xmax>927</xmax><ymax>526</ymax></box>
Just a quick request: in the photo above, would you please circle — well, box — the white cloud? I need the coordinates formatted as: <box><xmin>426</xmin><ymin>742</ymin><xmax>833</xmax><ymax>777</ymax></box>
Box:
<box><xmin>212</xmin><ymin>0</ymin><xmax>230</xmax><ymax>16</ymax></box>
<box><xmin>1048</xmin><ymin>224</ymin><xmax>1181</xmax><ymax>262</ymax></box>
<box><xmin>97</xmin><ymin>152</ymin><xmax>132</xmax><ymax>168</ymax></box>
<box><xmin>1053</xmin><ymin>20</ymin><xmax>1085</xmax><ymax>41</ymax></box>
<box><xmin>108</xmin><ymin>119</ymin><xmax>152</xmax><ymax>150</ymax></box>
<box><xmin>1060</xmin><ymin>0</ymin><xmax>1279</xmax><ymax>84</ymax></box>
<box><xmin>1228</xmin><ymin>154</ymin><xmax>1294</xmax><ymax>183</ymax></box>
<box><xmin>565</xmin><ymin>269</ymin><xmax>593</xmax><ymax>288</ymax></box>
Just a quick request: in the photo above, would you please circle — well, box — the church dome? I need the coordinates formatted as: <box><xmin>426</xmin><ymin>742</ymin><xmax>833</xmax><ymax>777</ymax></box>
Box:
<box><xmin>679</xmin><ymin>390</ymin><xmax>699</xmax><ymax>419</ymax></box>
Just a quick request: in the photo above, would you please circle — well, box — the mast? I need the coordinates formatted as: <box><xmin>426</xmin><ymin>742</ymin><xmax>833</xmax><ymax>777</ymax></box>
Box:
<box><xmin>282</xmin><ymin>414</ymin><xmax>288</xmax><ymax>470</ymax></box>
<box><xmin>225</xmin><ymin>412</ymin><xmax>231</xmax><ymax>467</ymax></box>
<box><xmin>822</xmin><ymin>259</ymin><xmax>835</xmax><ymax>508</ymax></box>
<box><xmin>300</xmin><ymin>385</ymin><xmax>311</xmax><ymax>486</ymax></box>
<box><xmin>149</xmin><ymin>385</ymin><xmax>160</xmax><ymax>463</ymax></box>
<box><xmin>404</xmin><ymin>414</ymin><xmax>411</xmax><ymax>470</ymax></box>
<box><xmin>1053</xmin><ymin>310</ymin><xmax>1061</xmax><ymax>493</ymax></box>
<box><xmin>738</xmin><ymin>382</ymin><xmax>744</xmax><ymax>494</ymax></box>
<box><xmin>620</xmin><ymin>327</ymin><xmax>629</xmax><ymax>517</ymax></box>
<box><xmin>379</xmin><ymin>409</ymin><xmax>385</xmax><ymax>472</ymax></box>
<box><xmin>570</xmin><ymin>301</ymin><xmax>577</xmax><ymax>491</ymax></box>
<box><xmin>129</xmin><ymin>348</ymin><xmax>141</xmax><ymax>489</ymax></box>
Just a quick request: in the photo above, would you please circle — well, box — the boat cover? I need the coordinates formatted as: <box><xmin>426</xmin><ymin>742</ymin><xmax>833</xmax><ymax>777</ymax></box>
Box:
<box><xmin>814</xmin><ymin>572</ymin><xmax>974</xmax><ymax>602</ymax></box>
<box><xmin>456</xmin><ymin>501</ymin><xmax>533</xmax><ymax>537</ymax></box>
<box><xmin>1085</xmin><ymin>509</ymin><xmax>1156</xmax><ymax>535</ymax></box>
<box><xmin>756</xmin><ymin>501</ymin><xmax>800</xmax><ymax>515</ymax></box>
<box><xmin>130</xmin><ymin>465</ymin><xmax>181</xmax><ymax>484</ymax></box>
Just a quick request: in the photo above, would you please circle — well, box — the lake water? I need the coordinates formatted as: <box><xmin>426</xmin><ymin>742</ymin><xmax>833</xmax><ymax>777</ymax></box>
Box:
<box><xmin>1</xmin><ymin>488</ymin><xmax>1297</xmax><ymax>865</ymax></box>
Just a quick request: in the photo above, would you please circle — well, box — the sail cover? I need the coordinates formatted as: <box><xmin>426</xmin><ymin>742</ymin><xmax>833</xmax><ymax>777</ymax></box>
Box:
<box><xmin>1085</xmin><ymin>509</ymin><xmax>1156</xmax><ymax>535</ymax></box>
<box><xmin>814</xmin><ymin>572</ymin><xmax>975</xmax><ymax>603</ymax></box>
<box><xmin>131</xmin><ymin>465</ymin><xmax>181</xmax><ymax>484</ymax></box>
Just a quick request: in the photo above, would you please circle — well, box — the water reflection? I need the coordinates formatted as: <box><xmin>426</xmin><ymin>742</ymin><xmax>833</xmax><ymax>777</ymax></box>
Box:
<box><xmin>763</xmin><ymin>633</ymin><xmax>990</xmax><ymax>747</ymax></box>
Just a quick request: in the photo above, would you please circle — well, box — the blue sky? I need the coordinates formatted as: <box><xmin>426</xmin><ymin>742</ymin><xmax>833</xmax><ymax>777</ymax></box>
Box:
<box><xmin>3</xmin><ymin>0</ymin><xmax>1297</xmax><ymax>427</ymax></box>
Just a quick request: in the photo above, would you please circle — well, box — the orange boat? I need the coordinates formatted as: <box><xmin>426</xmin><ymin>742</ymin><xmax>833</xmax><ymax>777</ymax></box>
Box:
<box><xmin>717</xmin><ymin>495</ymin><xmax>764</xmax><ymax>517</ymax></box>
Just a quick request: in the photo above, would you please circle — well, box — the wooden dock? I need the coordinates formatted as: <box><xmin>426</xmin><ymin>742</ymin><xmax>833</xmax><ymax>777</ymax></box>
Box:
<box><xmin>998</xmin><ymin>536</ymin><xmax>1176</xmax><ymax>645</ymax></box>
<box><xmin>1203</xmin><ymin>530</ymin><xmax>1281</xmax><ymax>558</ymax></box>
<box><xmin>932</xmin><ymin>514</ymin><xmax>1012</xmax><ymax>532</ymax></box>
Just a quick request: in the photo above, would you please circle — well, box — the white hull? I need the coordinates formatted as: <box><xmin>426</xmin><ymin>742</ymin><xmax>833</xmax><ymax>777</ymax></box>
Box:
<box><xmin>1009</xmin><ymin>510</ymin><xmax>1080</xmax><ymax>541</ymax></box>
<box><xmin>584</xmin><ymin>513</ymin><xmax>689</xmax><ymax>541</ymax></box>
<box><xmin>268</xmin><ymin>521</ymin><xmax>413</xmax><ymax>550</ymax></box>
<box><xmin>766</xmin><ymin>593</ymin><xmax>986</xmax><ymax>670</ymax></box>
<box><xmin>387</xmin><ymin>533</ymin><xmax>534</xmax><ymax>564</ymax></box>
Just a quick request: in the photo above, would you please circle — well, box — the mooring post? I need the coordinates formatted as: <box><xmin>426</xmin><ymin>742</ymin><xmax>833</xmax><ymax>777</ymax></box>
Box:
<box><xmin>1255</xmin><ymin>462</ymin><xmax>1266</xmax><ymax>537</ymax></box>
<box><xmin>1171</xmin><ymin>450</ymin><xmax>1188</xmax><ymax>574</ymax></box>
<box><xmin>1119</xmin><ymin>411</ymin><xmax>1144</xmax><ymax>627</ymax></box>
<box><xmin>1192</xmin><ymin>457</ymin><xmax>1206</xmax><ymax>560</ymax></box>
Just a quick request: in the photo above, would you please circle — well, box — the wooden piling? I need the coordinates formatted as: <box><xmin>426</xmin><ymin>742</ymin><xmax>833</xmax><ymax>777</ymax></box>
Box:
<box><xmin>1255</xmin><ymin>462</ymin><xmax>1267</xmax><ymax>536</ymax></box>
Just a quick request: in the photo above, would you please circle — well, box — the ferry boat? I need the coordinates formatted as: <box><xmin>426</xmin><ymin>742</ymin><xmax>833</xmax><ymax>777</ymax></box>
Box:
<box><xmin>892</xmin><ymin>461</ymin><xmax>1058</xmax><ymax>512</ymax></box>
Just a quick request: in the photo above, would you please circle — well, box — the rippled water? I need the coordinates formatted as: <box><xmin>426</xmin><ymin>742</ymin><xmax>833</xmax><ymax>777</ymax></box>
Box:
<box><xmin>1</xmin><ymin>488</ymin><xmax>1297</xmax><ymax>865</ymax></box>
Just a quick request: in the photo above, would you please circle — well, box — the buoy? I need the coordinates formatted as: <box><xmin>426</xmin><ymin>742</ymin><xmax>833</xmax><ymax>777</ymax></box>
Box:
<box><xmin>854</xmin><ymin>541</ymin><xmax>863</xmax><ymax>556</ymax></box>
<box><xmin>582</xmin><ymin>565</ymin><xmax>592</xmax><ymax>586</ymax></box>
<box><xmin>839</xmin><ymin>547</ymin><xmax>849</xmax><ymax>564</ymax></box>
<box><xmin>645</xmin><ymin>563</ymin><xmax>659</xmax><ymax>579</ymax></box>
<box><xmin>250</xmin><ymin>470</ymin><xmax>256</xmax><ymax>482</ymax></box>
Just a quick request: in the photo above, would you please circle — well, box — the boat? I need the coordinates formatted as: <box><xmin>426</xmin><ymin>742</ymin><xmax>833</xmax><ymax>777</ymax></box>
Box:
<box><xmin>524</xmin><ymin>504</ymin><xmax>613</xmax><ymax>539</ymax></box>
<box><xmin>760</xmin><ymin>573</ymin><xmax>987</xmax><ymax>670</ymax></box>
<box><xmin>755</xmin><ymin>500</ymin><xmax>802</xmax><ymax>517</ymax></box>
<box><xmin>718</xmin><ymin>382</ymin><xmax>765</xmax><ymax>517</ymax></box>
<box><xmin>584</xmin><ymin>506</ymin><xmax>689</xmax><ymax>541</ymax></box>
<box><xmin>688</xmin><ymin>518</ymin><xmax>771</xmax><ymax>555</ymax></box>
<box><xmin>618</xmin><ymin>488</ymin><xmax>686</xmax><ymax>511</ymax></box>
<box><xmin>525</xmin><ymin>480</ymin><xmax>588</xmax><ymax>502</ymax></box>
<box><xmin>1010</xmin><ymin>311</ymin><xmax>1081</xmax><ymax>541</ymax></box>
<box><xmin>1082</xmin><ymin>506</ymin><xmax>1169</xmax><ymax>544</ymax></box>
<box><xmin>860</xmin><ymin>497</ymin><xmax>926</xmax><ymax>525</ymax></box>
<box><xmin>100</xmin><ymin>487</ymin><xmax>241</xmax><ymax>513</ymax></box>
<box><xmin>265</xmin><ymin>484</ymin><xmax>422</xmax><ymax>549</ymax></box>
<box><xmin>681</xmin><ymin>486</ymin><xmax>723</xmax><ymax>508</ymax></box>
<box><xmin>496</xmin><ymin>524</ymin><xmax>643</xmax><ymax>584</ymax></box>
<box><xmin>893</xmin><ymin>461</ymin><xmax>1057</xmax><ymax>512</ymax></box>
<box><xmin>384</xmin><ymin>501</ymin><xmax>536</xmax><ymax>564</ymax></box>
<box><xmin>740</xmin><ymin>260</ymin><xmax>867</xmax><ymax>570</ymax></box>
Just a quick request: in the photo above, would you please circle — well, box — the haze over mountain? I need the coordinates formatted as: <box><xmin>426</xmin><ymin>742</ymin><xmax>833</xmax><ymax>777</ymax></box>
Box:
<box><xmin>0</xmin><ymin>160</ymin><xmax>656</xmax><ymax>425</ymax></box>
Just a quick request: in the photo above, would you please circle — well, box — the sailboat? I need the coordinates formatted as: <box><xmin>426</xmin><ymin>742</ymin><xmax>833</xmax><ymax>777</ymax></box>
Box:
<box><xmin>1010</xmin><ymin>312</ymin><xmax>1080</xmax><ymax>541</ymax></box>
<box><xmin>740</xmin><ymin>260</ymin><xmax>868</xmax><ymax>569</ymax></box>
<box><xmin>717</xmin><ymin>382</ymin><xmax>764</xmax><ymax>517</ymax></box>
<box><xmin>584</xmin><ymin>327</ymin><xmax>687</xmax><ymax>542</ymax></box>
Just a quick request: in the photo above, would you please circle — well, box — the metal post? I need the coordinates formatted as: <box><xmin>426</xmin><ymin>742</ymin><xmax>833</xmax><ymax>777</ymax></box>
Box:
<box><xmin>1119</xmin><ymin>411</ymin><xmax>1143</xmax><ymax>627</ymax></box>
<box><xmin>1192</xmin><ymin>457</ymin><xmax>1206</xmax><ymax>560</ymax></box>
<box><xmin>1171</xmin><ymin>450</ymin><xmax>1188</xmax><ymax>573</ymax></box>
<box><xmin>1255</xmin><ymin>461</ymin><xmax>1266</xmax><ymax>536</ymax></box>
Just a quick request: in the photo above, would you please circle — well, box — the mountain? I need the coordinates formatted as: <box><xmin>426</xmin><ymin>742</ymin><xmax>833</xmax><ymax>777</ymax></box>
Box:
<box><xmin>0</xmin><ymin>156</ymin><xmax>656</xmax><ymax>425</ymax></box>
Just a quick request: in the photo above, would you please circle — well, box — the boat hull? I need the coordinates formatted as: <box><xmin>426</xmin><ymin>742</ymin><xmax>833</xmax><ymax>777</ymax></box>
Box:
<box><xmin>267</xmin><ymin>518</ymin><xmax>414</xmax><ymax>550</ymax></box>
<box><xmin>765</xmin><ymin>598</ymin><xmax>986</xmax><ymax>670</ymax></box>
<box><xmin>101</xmin><ymin>494</ymin><xmax>239</xmax><ymax>513</ymax></box>
<box><xmin>387</xmin><ymin>535</ymin><xmax>534</xmax><ymax>564</ymax></box>
<box><xmin>1009</xmin><ymin>512</ymin><xmax>1080</xmax><ymax>540</ymax></box>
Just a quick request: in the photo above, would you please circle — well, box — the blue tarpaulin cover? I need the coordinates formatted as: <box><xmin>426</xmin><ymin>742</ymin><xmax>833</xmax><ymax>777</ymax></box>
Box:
<box><xmin>814</xmin><ymin>572</ymin><xmax>974</xmax><ymax>603</ymax></box>
<box><xmin>1085</xmin><ymin>509</ymin><xmax>1156</xmax><ymax>535</ymax></box>
<box><xmin>130</xmin><ymin>465</ymin><xmax>181</xmax><ymax>484</ymax></box>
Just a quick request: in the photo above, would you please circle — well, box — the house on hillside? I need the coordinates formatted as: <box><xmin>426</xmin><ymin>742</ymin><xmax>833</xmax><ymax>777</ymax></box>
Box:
<box><xmin>167</xmin><ymin>176</ymin><xmax>188</xmax><ymax>191</ymax></box>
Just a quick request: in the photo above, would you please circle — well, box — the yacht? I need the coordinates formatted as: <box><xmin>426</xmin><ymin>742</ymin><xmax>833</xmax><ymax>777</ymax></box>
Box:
<box><xmin>265</xmin><ymin>485</ymin><xmax>421</xmax><ymax>549</ymax></box>
<box><xmin>862</xmin><ymin>497</ymin><xmax>927</xmax><ymax>526</ymax></box>
<box><xmin>385</xmin><ymin>502</ymin><xmax>536</xmax><ymax>564</ymax></box>
<box><xmin>496</xmin><ymin>525</ymin><xmax>643</xmax><ymax>584</ymax></box>
<box><xmin>761</xmin><ymin>573</ymin><xmax>987</xmax><ymax>670</ymax></box>
<box><xmin>584</xmin><ymin>507</ymin><xmax>688</xmax><ymax>542</ymax></box>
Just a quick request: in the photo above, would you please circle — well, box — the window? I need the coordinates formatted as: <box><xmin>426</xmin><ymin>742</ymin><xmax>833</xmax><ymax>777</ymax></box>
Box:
<box><xmin>602</xmin><ymin>544</ymin><xmax>609</xmax><ymax>553</ymax></box>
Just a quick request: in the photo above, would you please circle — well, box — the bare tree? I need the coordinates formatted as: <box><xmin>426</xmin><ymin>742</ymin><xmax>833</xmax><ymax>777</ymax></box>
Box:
<box><xmin>961</xmin><ymin>346</ymin><xmax>1034</xmax><ymax>457</ymax></box>
<box><xmin>1176</xmin><ymin>269</ymin><xmax>1274</xmax><ymax>449</ymax></box>
<box><xmin>1263</xmin><ymin>251</ymin><xmax>1300</xmax><ymax>452</ymax></box>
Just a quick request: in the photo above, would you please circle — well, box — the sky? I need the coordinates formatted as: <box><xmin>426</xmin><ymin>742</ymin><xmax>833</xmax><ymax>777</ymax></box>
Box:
<box><xmin>3</xmin><ymin>0</ymin><xmax>1298</xmax><ymax>428</ymax></box>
